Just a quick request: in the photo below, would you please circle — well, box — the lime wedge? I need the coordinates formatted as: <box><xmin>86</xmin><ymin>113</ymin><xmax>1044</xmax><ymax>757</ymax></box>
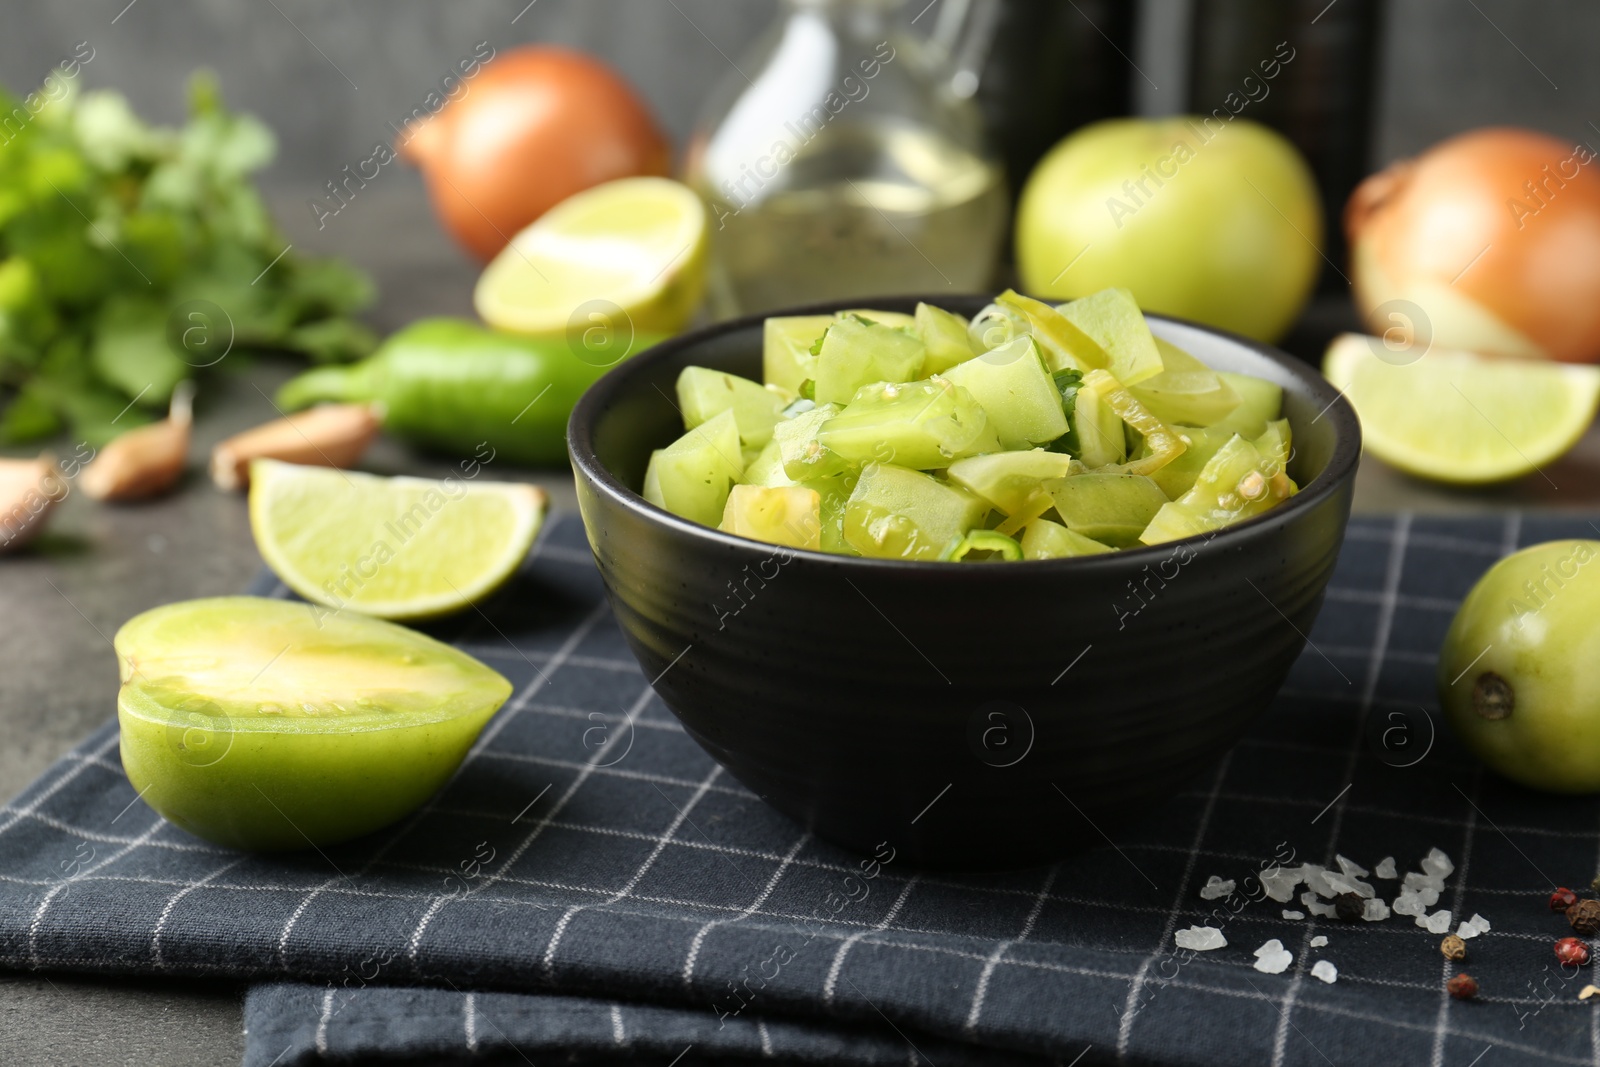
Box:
<box><xmin>474</xmin><ymin>176</ymin><xmax>707</xmax><ymax>337</ymax></box>
<box><xmin>249</xmin><ymin>459</ymin><xmax>546</xmax><ymax>620</ymax></box>
<box><xmin>1323</xmin><ymin>334</ymin><xmax>1600</xmax><ymax>484</ymax></box>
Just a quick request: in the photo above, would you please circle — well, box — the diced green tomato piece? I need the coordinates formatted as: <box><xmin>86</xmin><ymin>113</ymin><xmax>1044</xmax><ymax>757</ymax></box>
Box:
<box><xmin>1129</xmin><ymin>339</ymin><xmax>1242</xmax><ymax>427</ymax></box>
<box><xmin>967</xmin><ymin>301</ymin><xmax>1028</xmax><ymax>352</ymax></box>
<box><xmin>1020</xmin><ymin>517</ymin><xmax>1115</xmax><ymax>559</ymax></box>
<box><xmin>116</xmin><ymin>597</ymin><xmax>512</xmax><ymax>850</ymax></box>
<box><xmin>940</xmin><ymin>529</ymin><xmax>1024</xmax><ymax>562</ymax></box>
<box><xmin>1253</xmin><ymin>418</ymin><xmax>1291</xmax><ymax>475</ymax></box>
<box><xmin>841</xmin><ymin>308</ymin><xmax>919</xmax><ymax>330</ymax></box>
<box><xmin>643</xmin><ymin>409</ymin><xmax>744</xmax><ymax>526</ymax></box>
<box><xmin>764</xmin><ymin>314</ymin><xmax>832</xmax><ymax>393</ymax></box>
<box><xmin>817</xmin><ymin>378</ymin><xmax>997</xmax><ymax>470</ymax></box>
<box><xmin>916</xmin><ymin>302</ymin><xmax>978</xmax><ymax>374</ymax></box>
<box><xmin>1056</xmin><ymin>288</ymin><xmax>1165</xmax><ymax>386</ymax></box>
<box><xmin>995</xmin><ymin>290</ymin><xmax>1111</xmax><ymax>373</ymax></box>
<box><xmin>993</xmin><ymin>490</ymin><xmax>1058</xmax><ymax>537</ymax></box>
<box><xmin>676</xmin><ymin>366</ymin><xmax>790</xmax><ymax>449</ymax></box>
<box><xmin>642</xmin><ymin>448</ymin><xmax>664</xmax><ymax>501</ymax></box>
<box><xmin>720</xmin><ymin>484</ymin><xmax>822</xmax><ymax>550</ymax></box>
<box><xmin>813</xmin><ymin>316</ymin><xmax>927</xmax><ymax>404</ymax></box>
<box><xmin>1045</xmin><ymin>472</ymin><xmax>1169</xmax><ymax>547</ymax></box>
<box><xmin>942</xmin><ymin>337</ymin><xmax>1070</xmax><ymax>449</ymax></box>
<box><xmin>946</xmin><ymin>449</ymin><xmax>1077</xmax><ymax>514</ymax></box>
<box><xmin>744</xmin><ymin>438</ymin><xmax>796</xmax><ymax>487</ymax></box>
<box><xmin>1150</xmin><ymin>425</ymin><xmax>1234</xmax><ymax>499</ymax></box>
<box><xmin>812</xmin><ymin>474</ymin><xmax>860</xmax><ymax>555</ymax></box>
<box><xmin>775</xmin><ymin>403</ymin><xmax>854</xmax><ymax>481</ymax></box>
<box><xmin>1072</xmin><ymin>378</ymin><xmax>1126</xmax><ymax>468</ymax></box>
<box><xmin>843</xmin><ymin>464</ymin><xmax>989</xmax><ymax>561</ymax></box>
<box><xmin>1139</xmin><ymin>434</ymin><xmax>1297</xmax><ymax>546</ymax></box>
<box><xmin>1212</xmin><ymin>372</ymin><xmax>1283</xmax><ymax>438</ymax></box>
<box><xmin>1081</xmin><ymin>369</ymin><xmax>1187</xmax><ymax>476</ymax></box>
<box><xmin>1138</xmin><ymin>501</ymin><xmax>1212</xmax><ymax>545</ymax></box>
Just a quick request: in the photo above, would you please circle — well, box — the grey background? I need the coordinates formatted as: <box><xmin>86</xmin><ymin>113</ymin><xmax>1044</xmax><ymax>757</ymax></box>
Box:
<box><xmin>3</xmin><ymin>0</ymin><xmax>1596</xmax><ymax>292</ymax></box>
<box><xmin>2</xmin><ymin>1</ymin><xmax>1598</xmax><ymax>1064</ymax></box>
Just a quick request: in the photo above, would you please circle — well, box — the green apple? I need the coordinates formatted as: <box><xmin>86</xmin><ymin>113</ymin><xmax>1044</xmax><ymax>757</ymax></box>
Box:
<box><xmin>1439</xmin><ymin>541</ymin><xmax>1600</xmax><ymax>793</ymax></box>
<box><xmin>1016</xmin><ymin>117</ymin><xmax>1322</xmax><ymax>343</ymax></box>
<box><xmin>116</xmin><ymin>596</ymin><xmax>511</xmax><ymax>850</ymax></box>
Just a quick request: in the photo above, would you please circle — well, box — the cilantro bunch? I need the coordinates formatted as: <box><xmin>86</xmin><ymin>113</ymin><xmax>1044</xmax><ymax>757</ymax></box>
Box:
<box><xmin>0</xmin><ymin>72</ymin><xmax>376</xmax><ymax>444</ymax></box>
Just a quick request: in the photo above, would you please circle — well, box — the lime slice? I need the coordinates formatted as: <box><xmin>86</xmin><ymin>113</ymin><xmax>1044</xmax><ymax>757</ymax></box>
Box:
<box><xmin>474</xmin><ymin>176</ymin><xmax>708</xmax><ymax>337</ymax></box>
<box><xmin>249</xmin><ymin>459</ymin><xmax>546</xmax><ymax>620</ymax></box>
<box><xmin>1323</xmin><ymin>334</ymin><xmax>1600</xmax><ymax>484</ymax></box>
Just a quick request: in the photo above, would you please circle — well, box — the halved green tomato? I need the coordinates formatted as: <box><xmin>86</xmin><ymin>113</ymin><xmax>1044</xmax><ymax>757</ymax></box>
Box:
<box><xmin>116</xmin><ymin>596</ymin><xmax>512</xmax><ymax>851</ymax></box>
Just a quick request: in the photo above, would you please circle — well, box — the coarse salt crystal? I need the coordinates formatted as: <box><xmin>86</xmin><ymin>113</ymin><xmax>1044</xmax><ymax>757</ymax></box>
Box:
<box><xmin>1421</xmin><ymin>848</ymin><xmax>1454</xmax><ymax>880</ymax></box>
<box><xmin>1175</xmin><ymin>926</ymin><xmax>1227</xmax><ymax>951</ymax></box>
<box><xmin>1457</xmin><ymin>922</ymin><xmax>1479</xmax><ymax>940</ymax></box>
<box><xmin>1363</xmin><ymin>898</ymin><xmax>1391</xmax><ymax>922</ymax></box>
<box><xmin>1301</xmin><ymin>891</ymin><xmax>1338</xmax><ymax>919</ymax></box>
<box><xmin>1324</xmin><ymin>873</ymin><xmax>1376</xmax><ymax>900</ymax></box>
<box><xmin>1199</xmin><ymin>875</ymin><xmax>1235</xmax><ymax>901</ymax></box>
<box><xmin>1302</xmin><ymin>865</ymin><xmax>1338</xmax><ymax>899</ymax></box>
<box><xmin>1262</xmin><ymin>865</ymin><xmax>1304</xmax><ymax>903</ymax></box>
<box><xmin>1392</xmin><ymin>892</ymin><xmax>1425</xmax><ymax>918</ymax></box>
<box><xmin>1253</xmin><ymin>939</ymin><xmax>1294</xmax><ymax>974</ymax></box>
<box><xmin>1282</xmin><ymin>909</ymin><xmax>1306</xmax><ymax>920</ymax></box>
<box><xmin>1311</xmin><ymin>959</ymin><xmax>1338</xmax><ymax>984</ymax></box>
<box><xmin>1422</xmin><ymin>909</ymin><xmax>1454</xmax><ymax>934</ymax></box>
<box><xmin>1404</xmin><ymin>871</ymin><xmax>1442</xmax><ymax>894</ymax></box>
<box><xmin>1336</xmin><ymin>855</ymin><xmax>1369</xmax><ymax>879</ymax></box>
<box><xmin>1310</xmin><ymin>935</ymin><xmax>1328</xmax><ymax>947</ymax></box>
<box><xmin>1468</xmin><ymin>913</ymin><xmax>1491</xmax><ymax>933</ymax></box>
<box><xmin>1374</xmin><ymin>857</ymin><xmax>1398</xmax><ymax>879</ymax></box>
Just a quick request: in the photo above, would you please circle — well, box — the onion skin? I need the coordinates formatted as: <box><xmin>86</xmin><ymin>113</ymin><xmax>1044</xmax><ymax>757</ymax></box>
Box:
<box><xmin>1348</xmin><ymin>127</ymin><xmax>1600</xmax><ymax>364</ymax></box>
<box><xmin>399</xmin><ymin>46</ymin><xmax>671</xmax><ymax>262</ymax></box>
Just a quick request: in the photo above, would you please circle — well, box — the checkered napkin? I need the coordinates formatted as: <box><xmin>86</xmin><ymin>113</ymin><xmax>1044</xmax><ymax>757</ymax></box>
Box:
<box><xmin>5</xmin><ymin>514</ymin><xmax>1600</xmax><ymax>1067</ymax></box>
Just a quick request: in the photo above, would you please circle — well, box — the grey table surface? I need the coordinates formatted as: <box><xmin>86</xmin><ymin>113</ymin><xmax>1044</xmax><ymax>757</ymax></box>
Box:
<box><xmin>4</xmin><ymin>181</ymin><xmax>1600</xmax><ymax>1066</ymax></box>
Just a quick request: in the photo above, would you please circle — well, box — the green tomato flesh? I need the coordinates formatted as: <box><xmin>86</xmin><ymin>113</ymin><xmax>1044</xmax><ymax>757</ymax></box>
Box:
<box><xmin>644</xmin><ymin>290</ymin><xmax>1294</xmax><ymax>559</ymax></box>
<box><xmin>116</xmin><ymin>596</ymin><xmax>512</xmax><ymax>851</ymax></box>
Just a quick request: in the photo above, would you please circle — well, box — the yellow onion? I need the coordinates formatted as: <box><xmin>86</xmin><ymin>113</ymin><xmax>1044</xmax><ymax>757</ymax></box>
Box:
<box><xmin>1348</xmin><ymin>128</ymin><xmax>1600</xmax><ymax>363</ymax></box>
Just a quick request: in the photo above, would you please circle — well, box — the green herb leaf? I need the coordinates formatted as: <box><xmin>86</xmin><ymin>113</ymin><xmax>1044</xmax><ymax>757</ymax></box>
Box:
<box><xmin>1047</xmin><ymin>369</ymin><xmax>1083</xmax><ymax>455</ymax></box>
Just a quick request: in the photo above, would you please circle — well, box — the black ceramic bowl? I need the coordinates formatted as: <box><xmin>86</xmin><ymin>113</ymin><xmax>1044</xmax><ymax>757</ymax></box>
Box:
<box><xmin>570</xmin><ymin>297</ymin><xmax>1360</xmax><ymax>869</ymax></box>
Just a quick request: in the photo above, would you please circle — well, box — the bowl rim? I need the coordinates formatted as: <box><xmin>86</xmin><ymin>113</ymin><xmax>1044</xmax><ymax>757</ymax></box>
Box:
<box><xmin>567</xmin><ymin>295</ymin><xmax>1362</xmax><ymax>571</ymax></box>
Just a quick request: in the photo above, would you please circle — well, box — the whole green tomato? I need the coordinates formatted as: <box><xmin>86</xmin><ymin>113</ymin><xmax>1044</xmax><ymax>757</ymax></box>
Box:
<box><xmin>1015</xmin><ymin>117</ymin><xmax>1321</xmax><ymax>343</ymax></box>
<box><xmin>1438</xmin><ymin>539</ymin><xmax>1600</xmax><ymax>792</ymax></box>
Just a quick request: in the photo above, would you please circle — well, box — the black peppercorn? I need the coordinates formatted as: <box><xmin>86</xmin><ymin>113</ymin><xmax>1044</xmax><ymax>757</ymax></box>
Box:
<box><xmin>1334</xmin><ymin>892</ymin><xmax>1364</xmax><ymax>922</ymax></box>
<box><xmin>1570</xmin><ymin>899</ymin><xmax>1600</xmax><ymax>936</ymax></box>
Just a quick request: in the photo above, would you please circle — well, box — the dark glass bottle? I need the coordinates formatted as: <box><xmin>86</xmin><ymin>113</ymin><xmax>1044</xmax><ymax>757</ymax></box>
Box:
<box><xmin>1188</xmin><ymin>0</ymin><xmax>1383</xmax><ymax>293</ymax></box>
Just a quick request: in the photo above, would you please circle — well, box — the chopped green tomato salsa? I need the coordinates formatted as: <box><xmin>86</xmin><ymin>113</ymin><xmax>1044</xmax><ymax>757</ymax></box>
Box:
<box><xmin>647</xmin><ymin>290</ymin><xmax>1297</xmax><ymax>559</ymax></box>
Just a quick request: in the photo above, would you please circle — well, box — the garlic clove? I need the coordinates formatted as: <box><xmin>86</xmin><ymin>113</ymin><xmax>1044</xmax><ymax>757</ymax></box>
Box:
<box><xmin>210</xmin><ymin>403</ymin><xmax>381</xmax><ymax>492</ymax></box>
<box><xmin>81</xmin><ymin>382</ymin><xmax>194</xmax><ymax>502</ymax></box>
<box><xmin>0</xmin><ymin>455</ymin><xmax>66</xmax><ymax>553</ymax></box>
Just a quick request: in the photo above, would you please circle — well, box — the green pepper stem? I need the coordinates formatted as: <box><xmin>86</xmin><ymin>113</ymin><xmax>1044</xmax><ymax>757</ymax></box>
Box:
<box><xmin>276</xmin><ymin>363</ymin><xmax>374</xmax><ymax>411</ymax></box>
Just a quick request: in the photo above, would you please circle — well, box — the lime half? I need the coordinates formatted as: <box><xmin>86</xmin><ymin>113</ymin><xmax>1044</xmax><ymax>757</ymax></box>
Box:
<box><xmin>474</xmin><ymin>176</ymin><xmax>708</xmax><ymax>338</ymax></box>
<box><xmin>1324</xmin><ymin>334</ymin><xmax>1600</xmax><ymax>484</ymax></box>
<box><xmin>249</xmin><ymin>459</ymin><xmax>546</xmax><ymax>620</ymax></box>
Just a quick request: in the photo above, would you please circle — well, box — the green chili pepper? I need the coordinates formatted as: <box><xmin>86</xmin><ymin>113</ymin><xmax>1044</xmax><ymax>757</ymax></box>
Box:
<box><xmin>276</xmin><ymin>318</ymin><xmax>662</xmax><ymax>466</ymax></box>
